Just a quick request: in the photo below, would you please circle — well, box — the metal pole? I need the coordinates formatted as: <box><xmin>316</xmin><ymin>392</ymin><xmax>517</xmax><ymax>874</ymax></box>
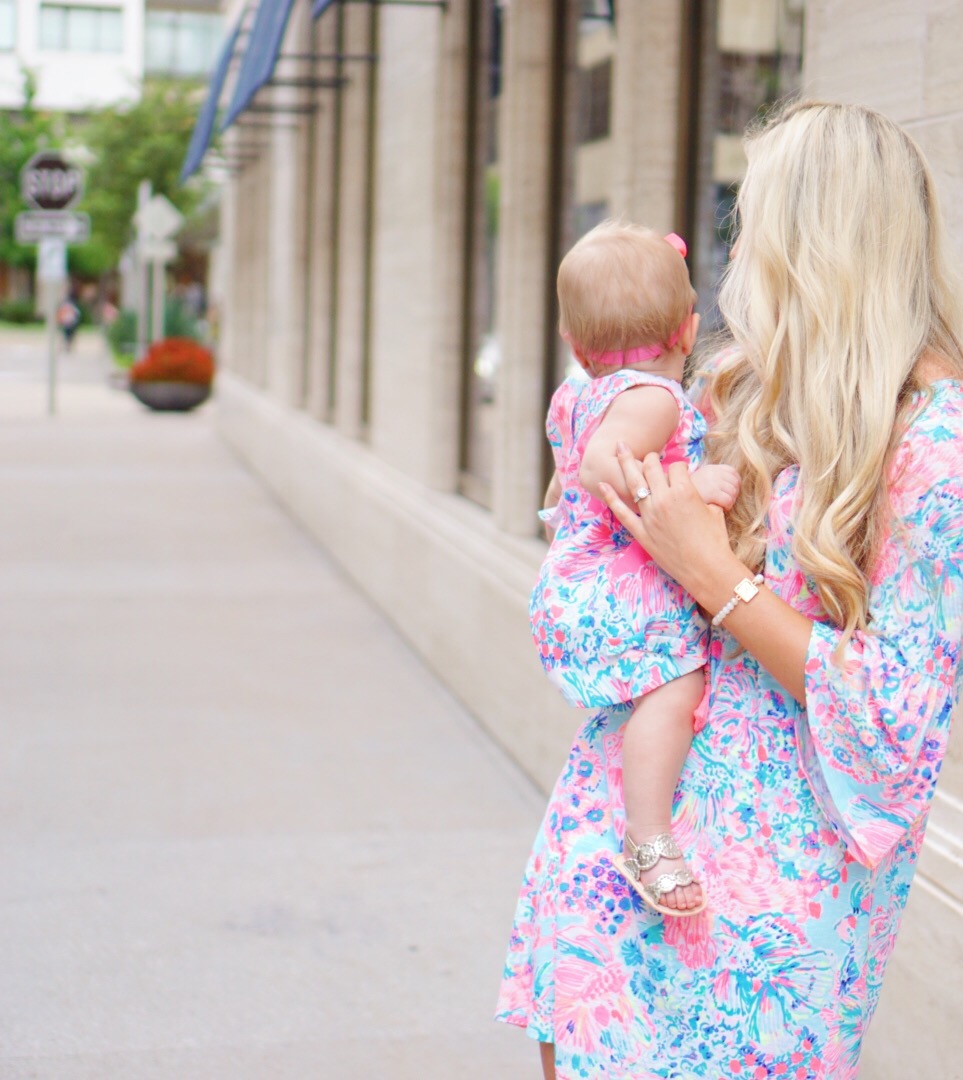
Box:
<box><xmin>151</xmin><ymin>258</ymin><xmax>165</xmax><ymax>342</ymax></box>
<box><xmin>45</xmin><ymin>282</ymin><xmax>58</xmax><ymax>416</ymax></box>
<box><xmin>135</xmin><ymin>180</ymin><xmax>152</xmax><ymax>356</ymax></box>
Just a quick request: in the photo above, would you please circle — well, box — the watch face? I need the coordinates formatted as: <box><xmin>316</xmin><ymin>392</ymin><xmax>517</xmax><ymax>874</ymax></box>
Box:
<box><xmin>733</xmin><ymin>578</ymin><xmax>759</xmax><ymax>603</ymax></box>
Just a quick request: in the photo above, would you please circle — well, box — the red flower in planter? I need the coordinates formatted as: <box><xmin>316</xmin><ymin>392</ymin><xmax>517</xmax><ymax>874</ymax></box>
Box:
<box><xmin>131</xmin><ymin>338</ymin><xmax>215</xmax><ymax>386</ymax></box>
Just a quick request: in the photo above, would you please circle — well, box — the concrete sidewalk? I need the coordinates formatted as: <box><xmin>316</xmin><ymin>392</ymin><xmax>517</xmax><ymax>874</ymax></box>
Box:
<box><xmin>0</xmin><ymin>348</ymin><xmax>545</xmax><ymax>1078</ymax></box>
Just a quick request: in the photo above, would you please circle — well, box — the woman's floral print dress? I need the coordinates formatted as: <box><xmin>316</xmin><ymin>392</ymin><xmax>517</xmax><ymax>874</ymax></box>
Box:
<box><xmin>531</xmin><ymin>370</ymin><xmax>708</xmax><ymax>708</ymax></box>
<box><xmin>497</xmin><ymin>380</ymin><xmax>963</xmax><ymax>1079</ymax></box>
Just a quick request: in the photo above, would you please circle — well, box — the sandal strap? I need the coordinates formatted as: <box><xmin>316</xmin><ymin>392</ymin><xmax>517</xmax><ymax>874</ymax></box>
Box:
<box><xmin>642</xmin><ymin>868</ymin><xmax>695</xmax><ymax>904</ymax></box>
<box><xmin>623</xmin><ymin>831</ymin><xmax>682</xmax><ymax>878</ymax></box>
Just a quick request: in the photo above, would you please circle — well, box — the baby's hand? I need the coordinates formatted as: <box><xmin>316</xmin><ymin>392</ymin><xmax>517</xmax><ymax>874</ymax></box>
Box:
<box><xmin>691</xmin><ymin>463</ymin><xmax>741</xmax><ymax>510</ymax></box>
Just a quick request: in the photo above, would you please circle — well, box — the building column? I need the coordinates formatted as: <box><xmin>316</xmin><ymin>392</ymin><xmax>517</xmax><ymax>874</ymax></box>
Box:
<box><xmin>216</xmin><ymin>178</ymin><xmax>238</xmax><ymax>374</ymax></box>
<box><xmin>333</xmin><ymin>1</ymin><xmax>375</xmax><ymax>438</ymax></box>
<box><xmin>423</xmin><ymin>0</ymin><xmax>474</xmax><ymax>493</ymax></box>
<box><xmin>304</xmin><ymin>12</ymin><xmax>338</xmax><ymax>422</ymax></box>
<box><xmin>368</xmin><ymin>2</ymin><xmax>468</xmax><ymax>489</ymax></box>
<box><xmin>609</xmin><ymin>0</ymin><xmax>686</xmax><ymax>230</ymax></box>
<box><xmin>250</xmin><ymin>157</ymin><xmax>272</xmax><ymax>389</ymax></box>
<box><xmin>804</xmin><ymin>0</ymin><xmax>963</xmax><ymax>265</ymax></box>
<box><xmin>258</xmin><ymin>9</ymin><xmax>311</xmax><ymax>405</ymax></box>
<box><xmin>491</xmin><ymin>0</ymin><xmax>559</xmax><ymax>536</ymax></box>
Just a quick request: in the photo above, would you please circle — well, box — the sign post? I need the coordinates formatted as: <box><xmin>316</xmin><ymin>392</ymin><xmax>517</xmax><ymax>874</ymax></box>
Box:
<box><xmin>38</xmin><ymin>238</ymin><xmax>67</xmax><ymax>415</ymax></box>
<box><xmin>135</xmin><ymin>181</ymin><xmax>152</xmax><ymax>356</ymax></box>
<box><xmin>17</xmin><ymin>150</ymin><xmax>87</xmax><ymax>416</ymax></box>
<box><xmin>134</xmin><ymin>192</ymin><xmax>184</xmax><ymax>344</ymax></box>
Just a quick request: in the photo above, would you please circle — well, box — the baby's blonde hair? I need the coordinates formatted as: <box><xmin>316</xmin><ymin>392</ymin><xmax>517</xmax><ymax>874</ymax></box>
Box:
<box><xmin>558</xmin><ymin>221</ymin><xmax>696</xmax><ymax>367</ymax></box>
<box><xmin>705</xmin><ymin>100</ymin><xmax>963</xmax><ymax>650</ymax></box>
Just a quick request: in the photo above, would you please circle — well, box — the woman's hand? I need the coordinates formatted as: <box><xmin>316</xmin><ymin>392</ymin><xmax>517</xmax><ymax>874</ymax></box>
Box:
<box><xmin>599</xmin><ymin>443</ymin><xmax>740</xmax><ymax>599</ymax></box>
<box><xmin>602</xmin><ymin>444</ymin><xmax>814</xmax><ymax>705</ymax></box>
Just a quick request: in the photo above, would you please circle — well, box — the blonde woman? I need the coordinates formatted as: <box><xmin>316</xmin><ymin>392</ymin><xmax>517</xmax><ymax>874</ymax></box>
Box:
<box><xmin>496</xmin><ymin>101</ymin><xmax>963</xmax><ymax>1079</ymax></box>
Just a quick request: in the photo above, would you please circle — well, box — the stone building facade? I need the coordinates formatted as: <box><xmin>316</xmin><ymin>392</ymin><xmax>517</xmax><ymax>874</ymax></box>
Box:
<box><xmin>210</xmin><ymin>3</ymin><xmax>963</xmax><ymax>1073</ymax></box>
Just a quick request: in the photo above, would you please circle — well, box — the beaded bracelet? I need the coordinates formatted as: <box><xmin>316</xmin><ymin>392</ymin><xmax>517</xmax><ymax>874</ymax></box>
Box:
<box><xmin>711</xmin><ymin>573</ymin><xmax>764</xmax><ymax>628</ymax></box>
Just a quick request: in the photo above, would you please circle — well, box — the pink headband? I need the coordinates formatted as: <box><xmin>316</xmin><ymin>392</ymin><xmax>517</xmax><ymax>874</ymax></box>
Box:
<box><xmin>572</xmin><ymin>232</ymin><xmax>691</xmax><ymax>367</ymax></box>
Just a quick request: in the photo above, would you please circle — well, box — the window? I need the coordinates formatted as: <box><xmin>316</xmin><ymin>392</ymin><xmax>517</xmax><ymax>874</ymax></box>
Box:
<box><xmin>577</xmin><ymin>59</ymin><xmax>612</xmax><ymax>144</ymax></box>
<box><xmin>687</xmin><ymin>0</ymin><xmax>804</xmax><ymax>324</ymax></box>
<box><xmin>460</xmin><ymin>0</ymin><xmax>503</xmax><ymax>504</ymax></box>
<box><xmin>0</xmin><ymin>0</ymin><xmax>15</xmax><ymax>50</ymax></box>
<box><xmin>553</xmin><ymin>12</ymin><xmax>616</xmax><ymax>392</ymax></box>
<box><xmin>40</xmin><ymin>4</ymin><xmax>123</xmax><ymax>52</ymax></box>
<box><xmin>146</xmin><ymin>12</ymin><xmax>223</xmax><ymax>78</ymax></box>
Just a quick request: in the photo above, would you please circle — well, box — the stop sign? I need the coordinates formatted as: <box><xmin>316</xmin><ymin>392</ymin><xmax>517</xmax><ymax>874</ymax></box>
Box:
<box><xmin>20</xmin><ymin>151</ymin><xmax>84</xmax><ymax>211</ymax></box>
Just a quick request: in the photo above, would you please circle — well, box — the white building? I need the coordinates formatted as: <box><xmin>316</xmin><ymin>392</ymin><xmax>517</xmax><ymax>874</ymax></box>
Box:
<box><xmin>0</xmin><ymin>0</ymin><xmax>221</xmax><ymax>112</ymax></box>
<box><xmin>0</xmin><ymin>0</ymin><xmax>145</xmax><ymax>111</ymax></box>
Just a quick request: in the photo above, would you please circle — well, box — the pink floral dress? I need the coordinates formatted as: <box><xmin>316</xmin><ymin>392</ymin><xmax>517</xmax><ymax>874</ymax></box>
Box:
<box><xmin>531</xmin><ymin>371</ymin><xmax>708</xmax><ymax>708</ymax></box>
<box><xmin>497</xmin><ymin>379</ymin><xmax>963</xmax><ymax>1079</ymax></box>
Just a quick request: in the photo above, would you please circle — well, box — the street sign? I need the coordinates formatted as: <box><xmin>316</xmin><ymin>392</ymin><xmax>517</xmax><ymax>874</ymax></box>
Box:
<box><xmin>21</xmin><ymin>150</ymin><xmax>84</xmax><ymax>210</ymax></box>
<box><xmin>135</xmin><ymin>193</ymin><xmax>184</xmax><ymax>242</ymax></box>
<box><xmin>15</xmin><ymin>210</ymin><xmax>91</xmax><ymax>244</ymax></box>
<box><xmin>37</xmin><ymin>237</ymin><xmax>67</xmax><ymax>283</ymax></box>
<box><xmin>139</xmin><ymin>239</ymin><xmax>177</xmax><ymax>262</ymax></box>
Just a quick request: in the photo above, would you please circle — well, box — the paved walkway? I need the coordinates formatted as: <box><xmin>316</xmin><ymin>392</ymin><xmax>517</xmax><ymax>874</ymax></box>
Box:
<box><xmin>0</xmin><ymin>331</ymin><xmax>545</xmax><ymax>1078</ymax></box>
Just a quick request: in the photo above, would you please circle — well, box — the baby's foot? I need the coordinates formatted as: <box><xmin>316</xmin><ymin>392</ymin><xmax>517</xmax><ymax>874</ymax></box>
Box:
<box><xmin>618</xmin><ymin>830</ymin><xmax>704</xmax><ymax>914</ymax></box>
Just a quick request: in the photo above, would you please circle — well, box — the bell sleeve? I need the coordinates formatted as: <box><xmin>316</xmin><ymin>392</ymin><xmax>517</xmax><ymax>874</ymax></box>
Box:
<box><xmin>798</xmin><ymin>470</ymin><xmax>963</xmax><ymax>869</ymax></box>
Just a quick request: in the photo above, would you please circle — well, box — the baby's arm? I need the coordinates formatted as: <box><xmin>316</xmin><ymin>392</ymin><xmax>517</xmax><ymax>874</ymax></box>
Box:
<box><xmin>580</xmin><ymin>387</ymin><xmax>679</xmax><ymax>503</ymax></box>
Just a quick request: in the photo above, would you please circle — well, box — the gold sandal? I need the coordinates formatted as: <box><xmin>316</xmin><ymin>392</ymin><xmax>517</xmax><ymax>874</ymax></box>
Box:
<box><xmin>613</xmin><ymin>831</ymin><xmax>707</xmax><ymax>917</ymax></box>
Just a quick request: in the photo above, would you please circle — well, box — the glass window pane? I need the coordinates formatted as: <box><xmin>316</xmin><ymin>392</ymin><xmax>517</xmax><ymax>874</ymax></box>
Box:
<box><xmin>99</xmin><ymin>9</ymin><xmax>122</xmax><ymax>52</ymax></box>
<box><xmin>690</xmin><ymin>0</ymin><xmax>804</xmax><ymax>325</ymax></box>
<box><xmin>39</xmin><ymin>6</ymin><xmax>66</xmax><ymax>49</ymax></box>
<box><xmin>145</xmin><ymin>13</ymin><xmax>175</xmax><ymax>72</ymax></box>
<box><xmin>68</xmin><ymin>8</ymin><xmax>98</xmax><ymax>52</ymax></box>
<box><xmin>40</xmin><ymin>5</ymin><xmax>123</xmax><ymax>52</ymax></box>
<box><xmin>555</xmin><ymin>10</ymin><xmax>615</xmax><ymax>394</ymax></box>
<box><xmin>0</xmin><ymin>0</ymin><xmax>15</xmax><ymax>50</ymax></box>
<box><xmin>460</xmin><ymin>0</ymin><xmax>504</xmax><ymax>502</ymax></box>
<box><xmin>176</xmin><ymin>19</ymin><xmax>209</xmax><ymax>76</ymax></box>
<box><xmin>146</xmin><ymin>11</ymin><xmax>221</xmax><ymax>77</ymax></box>
<box><xmin>577</xmin><ymin>60</ymin><xmax>611</xmax><ymax>143</ymax></box>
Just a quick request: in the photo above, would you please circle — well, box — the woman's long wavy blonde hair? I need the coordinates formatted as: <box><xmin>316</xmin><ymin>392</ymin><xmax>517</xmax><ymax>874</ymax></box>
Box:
<box><xmin>705</xmin><ymin>100</ymin><xmax>963</xmax><ymax>646</ymax></box>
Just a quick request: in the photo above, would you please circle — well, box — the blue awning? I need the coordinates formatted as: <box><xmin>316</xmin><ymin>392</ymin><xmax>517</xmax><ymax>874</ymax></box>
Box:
<box><xmin>221</xmin><ymin>0</ymin><xmax>299</xmax><ymax>131</ymax></box>
<box><xmin>179</xmin><ymin>15</ymin><xmax>245</xmax><ymax>183</ymax></box>
<box><xmin>311</xmin><ymin>0</ymin><xmax>336</xmax><ymax>18</ymax></box>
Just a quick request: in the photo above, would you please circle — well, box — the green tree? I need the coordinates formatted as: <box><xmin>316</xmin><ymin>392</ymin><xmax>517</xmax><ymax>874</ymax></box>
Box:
<box><xmin>72</xmin><ymin>80</ymin><xmax>206</xmax><ymax>277</ymax></box>
<box><xmin>0</xmin><ymin>70</ymin><xmax>63</xmax><ymax>270</ymax></box>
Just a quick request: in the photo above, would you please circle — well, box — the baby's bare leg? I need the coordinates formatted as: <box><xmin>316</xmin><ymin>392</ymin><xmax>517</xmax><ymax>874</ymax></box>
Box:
<box><xmin>622</xmin><ymin>670</ymin><xmax>705</xmax><ymax>911</ymax></box>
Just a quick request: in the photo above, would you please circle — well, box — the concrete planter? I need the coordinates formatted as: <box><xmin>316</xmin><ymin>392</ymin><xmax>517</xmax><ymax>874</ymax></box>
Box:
<box><xmin>130</xmin><ymin>380</ymin><xmax>211</xmax><ymax>412</ymax></box>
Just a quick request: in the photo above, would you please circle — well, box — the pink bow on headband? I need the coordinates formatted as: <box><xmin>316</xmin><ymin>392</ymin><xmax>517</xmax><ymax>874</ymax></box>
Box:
<box><xmin>663</xmin><ymin>232</ymin><xmax>687</xmax><ymax>258</ymax></box>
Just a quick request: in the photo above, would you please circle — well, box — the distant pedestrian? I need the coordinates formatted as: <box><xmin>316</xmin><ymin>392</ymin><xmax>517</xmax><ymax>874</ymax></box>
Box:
<box><xmin>99</xmin><ymin>300</ymin><xmax>118</xmax><ymax>328</ymax></box>
<box><xmin>498</xmin><ymin>100</ymin><xmax>963</xmax><ymax>1080</ymax></box>
<box><xmin>56</xmin><ymin>290</ymin><xmax>82</xmax><ymax>352</ymax></box>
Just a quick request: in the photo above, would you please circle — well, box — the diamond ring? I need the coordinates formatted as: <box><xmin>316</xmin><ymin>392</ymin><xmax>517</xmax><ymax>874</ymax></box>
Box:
<box><xmin>633</xmin><ymin>485</ymin><xmax>651</xmax><ymax>503</ymax></box>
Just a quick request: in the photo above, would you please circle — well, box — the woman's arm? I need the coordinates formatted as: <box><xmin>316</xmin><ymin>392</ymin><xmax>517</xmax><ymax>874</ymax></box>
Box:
<box><xmin>600</xmin><ymin>444</ymin><xmax>812</xmax><ymax>703</ymax></box>
<box><xmin>602</xmin><ymin>440</ymin><xmax>963</xmax><ymax>869</ymax></box>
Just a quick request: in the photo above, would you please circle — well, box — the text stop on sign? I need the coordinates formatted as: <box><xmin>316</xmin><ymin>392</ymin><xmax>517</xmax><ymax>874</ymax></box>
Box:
<box><xmin>21</xmin><ymin>151</ymin><xmax>84</xmax><ymax>211</ymax></box>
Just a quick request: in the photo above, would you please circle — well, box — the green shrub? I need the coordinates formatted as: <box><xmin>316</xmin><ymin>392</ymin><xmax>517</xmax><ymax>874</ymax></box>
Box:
<box><xmin>163</xmin><ymin>299</ymin><xmax>201</xmax><ymax>341</ymax></box>
<box><xmin>0</xmin><ymin>298</ymin><xmax>43</xmax><ymax>324</ymax></box>
<box><xmin>106</xmin><ymin>309</ymin><xmax>138</xmax><ymax>362</ymax></box>
<box><xmin>106</xmin><ymin>301</ymin><xmax>202</xmax><ymax>366</ymax></box>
